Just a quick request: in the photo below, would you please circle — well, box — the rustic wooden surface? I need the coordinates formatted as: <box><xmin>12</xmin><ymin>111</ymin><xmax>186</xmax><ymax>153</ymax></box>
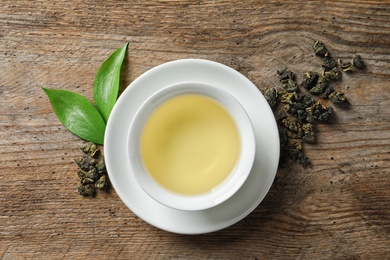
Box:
<box><xmin>1</xmin><ymin>0</ymin><xmax>389</xmax><ymax>259</ymax></box>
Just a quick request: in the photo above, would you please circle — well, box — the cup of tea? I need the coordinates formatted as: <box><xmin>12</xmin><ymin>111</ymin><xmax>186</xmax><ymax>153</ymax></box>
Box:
<box><xmin>127</xmin><ymin>81</ymin><xmax>256</xmax><ymax>211</ymax></box>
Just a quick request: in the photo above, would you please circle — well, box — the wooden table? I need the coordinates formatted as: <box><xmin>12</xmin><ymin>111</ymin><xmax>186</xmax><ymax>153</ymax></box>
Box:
<box><xmin>1</xmin><ymin>0</ymin><xmax>389</xmax><ymax>258</ymax></box>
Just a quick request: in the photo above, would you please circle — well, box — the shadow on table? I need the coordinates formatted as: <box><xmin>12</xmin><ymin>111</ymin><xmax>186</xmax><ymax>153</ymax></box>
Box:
<box><xmin>174</xmin><ymin>165</ymin><xmax>311</xmax><ymax>246</ymax></box>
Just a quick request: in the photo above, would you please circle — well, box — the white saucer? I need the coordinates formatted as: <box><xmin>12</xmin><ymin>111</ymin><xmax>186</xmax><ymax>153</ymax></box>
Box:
<box><xmin>105</xmin><ymin>59</ymin><xmax>280</xmax><ymax>234</ymax></box>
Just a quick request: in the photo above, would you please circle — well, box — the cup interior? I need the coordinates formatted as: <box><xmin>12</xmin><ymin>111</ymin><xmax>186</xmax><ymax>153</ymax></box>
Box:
<box><xmin>127</xmin><ymin>81</ymin><xmax>255</xmax><ymax>211</ymax></box>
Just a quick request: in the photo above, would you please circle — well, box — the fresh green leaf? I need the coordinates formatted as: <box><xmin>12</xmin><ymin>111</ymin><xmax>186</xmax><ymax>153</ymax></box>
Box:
<box><xmin>43</xmin><ymin>88</ymin><xmax>106</xmax><ymax>144</ymax></box>
<box><xmin>94</xmin><ymin>42</ymin><xmax>128</xmax><ymax>123</ymax></box>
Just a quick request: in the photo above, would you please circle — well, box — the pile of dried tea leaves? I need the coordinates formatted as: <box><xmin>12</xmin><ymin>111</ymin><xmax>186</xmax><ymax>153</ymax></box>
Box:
<box><xmin>75</xmin><ymin>142</ymin><xmax>109</xmax><ymax>196</ymax></box>
<box><xmin>265</xmin><ymin>41</ymin><xmax>365</xmax><ymax>167</ymax></box>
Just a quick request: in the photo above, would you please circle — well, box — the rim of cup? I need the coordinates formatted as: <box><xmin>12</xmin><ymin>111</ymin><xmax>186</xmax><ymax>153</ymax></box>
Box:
<box><xmin>127</xmin><ymin>81</ymin><xmax>256</xmax><ymax>211</ymax></box>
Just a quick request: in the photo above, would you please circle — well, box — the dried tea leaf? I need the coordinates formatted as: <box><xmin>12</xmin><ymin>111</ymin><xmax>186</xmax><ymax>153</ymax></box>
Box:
<box><xmin>81</xmin><ymin>142</ymin><xmax>100</xmax><ymax>157</ymax></box>
<box><xmin>323</xmin><ymin>67</ymin><xmax>341</xmax><ymax>81</ymax></box>
<box><xmin>288</xmin><ymin>138</ymin><xmax>303</xmax><ymax>151</ymax></box>
<box><xmin>313</xmin><ymin>41</ymin><xmax>329</xmax><ymax>56</ymax></box>
<box><xmin>287</xmin><ymin>128</ymin><xmax>304</xmax><ymax>139</ymax></box>
<box><xmin>81</xmin><ymin>177</ymin><xmax>95</xmax><ymax>185</ymax></box>
<box><xmin>319</xmin><ymin>85</ymin><xmax>334</xmax><ymax>99</ymax></box>
<box><xmin>329</xmin><ymin>91</ymin><xmax>349</xmax><ymax>105</ymax></box>
<box><xmin>302</xmin><ymin>123</ymin><xmax>315</xmax><ymax>143</ymax></box>
<box><xmin>309</xmin><ymin>76</ymin><xmax>329</xmax><ymax>95</ymax></box>
<box><xmin>285</xmin><ymin>148</ymin><xmax>309</xmax><ymax>168</ymax></box>
<box><xmin>338</xmin><ymin>59</ymin><xmax>354</xmax><ymax>72</ymax></box>
<box><xmin>78</xmin><ymin>184</ymin><xmax>96</xmax><ymax>197</ymax></box>
<box><xmin>312</xmin><ymin>102</ymin><xmax>333</xmax><ymax>122</ymax></box>
<box><xmin>277</xmin><ymin>68</ymin><xmax>295</xmax><ymax>81</ymax></box>
<box><xmin>75</xmin><ymin>156</ymin><xmax>97</xmax><ymax>172</ymax></box>
<box><xmin>278</xmin><ymin>126</ymin><xmax>289</xmax><ymax>145</ymax></box>
<box><xmin>305</xmin><ymin>112</ymin><xmax>315</xmax><ymax>124</ymax></box>
<box><xmin>96</xmin><ymin>157</ymin><xmax>107</xmax><ymax>175</ymax></box>
<box><xmin>77</xmin><ymin>171</ymin><xmax>86</xmax><ymax>179</ymax></box>
<box><xmin>352</xmin><ymin>54</ymin><xmax>365</xmax><ymax>69</ymax></box>
<box><xmin>282</xmin><ymin>79</ymin><xmax>298</xmax><ymax>92</ymax></box>
<box><xmin>95</xmin><ymin>175</ymin><xmax>109</xmax><ymax>190</ymax></box>
<box><xmin>282</xmin><ymin>117</ymin><xmax>301</xmax><ymax>132</ymax></box>
<box><xmin>296</xmin><ymin>93</ymin><xmax>314</xmax><ymax>108</ymax></box>
<box><xmin>276</xmin><ymin>110</ymin><xmax>288</xmax><ymax>122</ymax></box>
<box><xmin>287</xmin><ymin>102</ymin><xmax>306</xmax><ymax>120</ymax></box>
<box><xmin>297</xmin><ymin>154</ymin><xmax>310</xmax><ymax>168</ymax></box>
<box><xmin>280</xmin><ymin>92</ymin><xmax>296</xmax><ymax>104</ymax></box>
<box><xmin>85</xmin><ymin>168</ymin><xmax>99</xmax><ymax>182</ymax></box>
<box><xmin>322</xmin><ymin>56</ymin><xmax>338</xmax><ymax>71</ymax></box>
<box><xmin>265</xmin><ymin>87</ymin><xmax>279</xmax><ymax>108</ymax></box>
<box><xmin>300</xmin><ymin>72</ymin><xmax>318</xmax><ymax>90</ymax></box>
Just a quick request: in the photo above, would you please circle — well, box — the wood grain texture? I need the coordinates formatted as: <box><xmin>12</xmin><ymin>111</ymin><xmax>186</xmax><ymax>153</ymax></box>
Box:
<box><xmin>1</xmin><ymin>0</ymin><xmax>389</xmax><ymax>259</ymax></box>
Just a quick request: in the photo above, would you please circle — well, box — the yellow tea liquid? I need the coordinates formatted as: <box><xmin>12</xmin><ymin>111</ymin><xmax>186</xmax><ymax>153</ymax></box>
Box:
<box><xmin>140</xmin><ymin>94</ymin><xmax>240</xmax><ymax>195</ymax></box>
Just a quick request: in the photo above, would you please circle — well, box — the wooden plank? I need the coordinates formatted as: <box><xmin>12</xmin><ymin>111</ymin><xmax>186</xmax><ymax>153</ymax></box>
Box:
<box><xmin>1</xmin><ymin>0</ymin><xmax>389</xmax><ymax>258</ymax></box>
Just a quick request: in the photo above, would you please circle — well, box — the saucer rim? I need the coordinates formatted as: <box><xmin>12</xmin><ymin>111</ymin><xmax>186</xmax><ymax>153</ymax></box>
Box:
<box><xmin>105</xmin><ymin>58</ymin><xmax>280</xmax><ymax>234</ymax></box>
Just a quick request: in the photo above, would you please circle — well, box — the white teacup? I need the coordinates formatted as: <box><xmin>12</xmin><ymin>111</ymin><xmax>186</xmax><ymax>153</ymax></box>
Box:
<box><xmin>127</xmin><ymin>81</ymin><xmax>255</xmax><ymax>211</ymax></box>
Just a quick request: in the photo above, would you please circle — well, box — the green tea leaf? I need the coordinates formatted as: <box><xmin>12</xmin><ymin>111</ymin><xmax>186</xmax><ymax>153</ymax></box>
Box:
<box><xmin>94</xmin><ymin>42</ymin><xmax>128</xmax><ymax>123</ymax></box>
<box><xmin>43</xmin><ymin>88</ymin><xmax>106</xmax><ymax>144</ymax></box>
